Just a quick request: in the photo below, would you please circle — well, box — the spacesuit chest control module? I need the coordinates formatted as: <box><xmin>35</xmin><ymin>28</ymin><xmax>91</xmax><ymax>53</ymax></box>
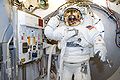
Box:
<box><xmin>44</xmin><ymin>4</ymin><xmax>107</xmax><ymax>80</ymax></box>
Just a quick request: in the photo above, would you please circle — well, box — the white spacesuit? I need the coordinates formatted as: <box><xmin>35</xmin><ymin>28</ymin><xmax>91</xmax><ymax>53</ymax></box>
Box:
<box><xmin>44</xmin><ymin>5</ymin><xmax>107</xmax><ymax>80</ymax></box>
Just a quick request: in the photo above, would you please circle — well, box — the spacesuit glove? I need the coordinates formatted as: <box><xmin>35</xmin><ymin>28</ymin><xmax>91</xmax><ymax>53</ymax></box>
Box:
<box><xmin>47</xmin><ymin>15</ymin><xmax>60</xmax><ymax>30</ymax></box>
<box><xmin>64</xmin><ymin>28</ymin><xmax>78</xmax><ymax>40</ymax></box>
<box><xmin>95</xmin><ymin>50</ymin><xmax>106</xmax><ymax>62</ymax></box>
<box><xmin>100</xmin><ymin>54</ymin><xmax>106</xmax><ymax>62</ymax></box>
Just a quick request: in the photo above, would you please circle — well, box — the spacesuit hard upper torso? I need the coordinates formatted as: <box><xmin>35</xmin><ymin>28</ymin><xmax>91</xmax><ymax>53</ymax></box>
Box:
<box><xmin>52</xmin><ymin>23</ymin><xmax>100</xmax><ymax>63</ymax></box>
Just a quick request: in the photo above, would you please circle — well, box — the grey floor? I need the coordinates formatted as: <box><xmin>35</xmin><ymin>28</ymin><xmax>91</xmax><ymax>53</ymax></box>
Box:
<box><xmin>38</xmin><ymin>67</ymin><xmax>120</xmax><ymax>80</ymax></box>
<box><xmin>107</xmin><ymin>66</ymin><xmax>120</xmax><ymax>80</ymax></box>
<box><xmin>0</xmin><ymin>69</ymin><xmax>120</xmax><ymax>80</ymax></box>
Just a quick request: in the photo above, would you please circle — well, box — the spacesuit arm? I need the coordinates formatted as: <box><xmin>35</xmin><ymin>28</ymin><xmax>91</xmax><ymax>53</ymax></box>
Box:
<box><xmin>93</xmin><ymin>35</ymin><xmax>107</xmax><ymax>62</ymax></box>
<box><xmin>44</xmin><ymin>15</ymin><xmax>63</xmax><ymax>41</ymax></box>
<box><xmin>89</xmin><ymin>27</ymin><xmax>107</xmax><ymax>62</ymax></box>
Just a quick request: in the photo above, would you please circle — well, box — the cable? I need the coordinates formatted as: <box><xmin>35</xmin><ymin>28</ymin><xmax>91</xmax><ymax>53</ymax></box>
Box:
<box><xmin>2</xmin><ymin>23</ymin><xmax>11</xmax><ymax>43</ymax></box>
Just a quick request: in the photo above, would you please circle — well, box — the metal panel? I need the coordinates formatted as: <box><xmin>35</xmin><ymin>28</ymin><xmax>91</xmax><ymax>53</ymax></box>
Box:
<box><xmin>17</xmin><ymin>10</ymin><xmax>43</xmax><ymax>64</ymax></box>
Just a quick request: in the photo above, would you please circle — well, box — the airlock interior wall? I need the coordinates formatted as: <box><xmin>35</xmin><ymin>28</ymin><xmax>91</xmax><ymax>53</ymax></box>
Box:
<box><xmin>90</xmin><ymin>6</ymin><xmax>120</xmax><ymax>80</ymax></box>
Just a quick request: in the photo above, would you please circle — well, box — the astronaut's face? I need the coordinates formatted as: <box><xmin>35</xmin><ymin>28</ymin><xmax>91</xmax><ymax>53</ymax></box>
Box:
<box><xmin>64</xmin><ymin>8</ymin><xmax>82</xmax><ymax>26</ymax></box>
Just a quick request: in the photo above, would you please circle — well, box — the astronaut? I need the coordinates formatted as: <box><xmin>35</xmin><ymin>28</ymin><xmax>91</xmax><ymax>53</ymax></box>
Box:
<box><xmin>44</xmin><ymin>5</ymin><xmax>107</xmax><ymax>80</ymax></box>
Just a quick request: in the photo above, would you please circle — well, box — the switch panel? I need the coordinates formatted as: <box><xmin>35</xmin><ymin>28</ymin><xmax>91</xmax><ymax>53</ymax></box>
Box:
<box><xmin>17</xmin><ymin>10</ymin><xmax>43</xmax><ymax>64</ymax></box>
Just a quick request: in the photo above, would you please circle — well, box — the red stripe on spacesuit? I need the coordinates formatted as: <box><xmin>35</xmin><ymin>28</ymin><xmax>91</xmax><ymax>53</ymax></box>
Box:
<box><xmin>86</xmin><ymin>25</ymin><xmax>95</xmax><ymax>30</ymax></box>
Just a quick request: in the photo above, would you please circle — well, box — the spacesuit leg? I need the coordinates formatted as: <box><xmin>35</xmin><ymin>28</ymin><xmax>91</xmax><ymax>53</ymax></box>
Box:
<box><xmin>74</xmin><ymin>61</ymin><xmax>91</xmax><ymax>80</ymax></box>
<box><xmin>74</xmin><ymin>67</ymin><xmax>83</xmax><ymax>80</ymax></box>
<box><xmin>62</xmin><ymin>64</ymin><xmax>73</xmax><ymax>80</ymax></box>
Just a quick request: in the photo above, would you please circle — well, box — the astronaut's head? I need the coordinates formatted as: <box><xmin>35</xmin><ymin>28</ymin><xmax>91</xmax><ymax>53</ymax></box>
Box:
<box><xmin>64</xmin><ymin>8</ymin><xmax>82</xmax><ymax>26</ymax></box>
